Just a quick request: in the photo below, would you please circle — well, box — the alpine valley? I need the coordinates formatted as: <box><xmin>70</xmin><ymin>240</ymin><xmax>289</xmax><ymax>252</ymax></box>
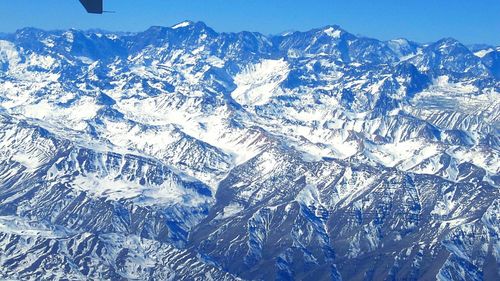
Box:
<box><xmin>0</xmin><ymin>21</ymin><xmax>499</xmax><ymax>281</ymax></box>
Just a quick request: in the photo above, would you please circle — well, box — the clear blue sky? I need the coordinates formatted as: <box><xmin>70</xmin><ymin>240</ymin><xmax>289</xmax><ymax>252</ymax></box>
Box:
<box><xmin>0</xmin><ymin>0</ymin><xmax>499</xmax><ymax>45</ymax></box>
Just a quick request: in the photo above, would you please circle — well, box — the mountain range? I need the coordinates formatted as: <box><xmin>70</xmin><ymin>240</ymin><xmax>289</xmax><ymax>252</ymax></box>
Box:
<box><xmin>0</xmin><ymin>21</ymin><xmax>499</xmax><ymax>280</ymax></box>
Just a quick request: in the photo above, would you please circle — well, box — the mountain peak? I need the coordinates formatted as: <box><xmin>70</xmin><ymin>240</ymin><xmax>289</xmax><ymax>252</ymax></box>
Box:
<box><xmin>428</xmin><ymin>37</ymin><xmax>473</xmax><ymax>55</ymax></box>
<box><xmin>170</xmin><ymin>21</ymin><xmax>218</xmax><ymax>37</ymax></box>
<box><xmin>14</xmin><ymin>27</ymin><xmax>47</xmax><ymax>38</ymax></box>
<box><xmin>433</xmin><ymin>37</ymin><xmax>462</xmax><ymax>48</ymax></box>
<box><xmin>322</xmin><ymin>26</ymin><xmax>343</xmax><ymax>38</ymax></box>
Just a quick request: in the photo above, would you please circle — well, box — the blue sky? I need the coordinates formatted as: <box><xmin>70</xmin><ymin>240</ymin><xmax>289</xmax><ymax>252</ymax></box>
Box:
<box><xmin>0</xmin><ymin>0</ymin><xmax>499</xmax><ymax>45</ymax></box>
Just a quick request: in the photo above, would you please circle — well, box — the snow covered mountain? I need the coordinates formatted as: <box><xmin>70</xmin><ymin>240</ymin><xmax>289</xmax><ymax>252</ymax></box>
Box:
<box><xmin>0</xmin><ymin>21</ymin><xmax>498</xmax><ymax>280</ymax></box>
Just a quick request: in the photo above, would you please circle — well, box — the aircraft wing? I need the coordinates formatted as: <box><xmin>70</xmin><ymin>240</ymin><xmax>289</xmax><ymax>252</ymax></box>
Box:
<box><xmin>79</xmin><ymin>0</ymin><xmax>103</xmax><ymax>14</ymax></box>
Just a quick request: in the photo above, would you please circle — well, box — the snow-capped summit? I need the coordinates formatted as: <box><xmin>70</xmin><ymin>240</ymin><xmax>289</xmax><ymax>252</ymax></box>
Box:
<box><xmin>172</xmin><ymin>20</ymin><xmax>195</xmax><ymax>29</ymax></box>
<box><xmin>322</xmin><ymin>25</ymin><xmax>344</xmax><ymax>38</ymax></box>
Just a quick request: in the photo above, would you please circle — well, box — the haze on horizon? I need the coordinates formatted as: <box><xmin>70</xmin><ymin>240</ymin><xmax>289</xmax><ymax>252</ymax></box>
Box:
<box><xmin>0</xmin><ymin>0</ymin><xmax>499</xmax><ymax>45</ymax></box>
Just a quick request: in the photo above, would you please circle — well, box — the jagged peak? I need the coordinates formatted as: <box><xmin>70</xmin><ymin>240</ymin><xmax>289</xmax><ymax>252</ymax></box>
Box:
<box><xmin>305</xmin><ymin>24</ymin><xmax>349</xmax><ymax>38</ymax></box>
<box><xmin>170</xmin><ymin>21</ymin><xmax>216</xmax><ymax>34</ymax></box>
<box><xmin>14</xmin><ymin>27</ymin><xmax>48</xmax><ymax>38</ymax></box>
<box><xmin>388</xmin><ymin>38</ymin><xmax>412</xmax><ymax>46</ymax></box>
<box><xmin>432</xmin><ymin>37</ymin><xmax>466</xmax><ymax>50</ymax></box>
<box><xmin>322</xmin><ymin>25</ymin><xmax>344</xmax><ymax>39</ymax></box>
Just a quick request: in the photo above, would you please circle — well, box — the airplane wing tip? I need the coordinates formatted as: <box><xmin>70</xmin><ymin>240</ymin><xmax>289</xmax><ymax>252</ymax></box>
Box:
<box><xmin>79</xmin><ymin>0</ymin><xmax>104</xmax><ymax>14</ymax></box>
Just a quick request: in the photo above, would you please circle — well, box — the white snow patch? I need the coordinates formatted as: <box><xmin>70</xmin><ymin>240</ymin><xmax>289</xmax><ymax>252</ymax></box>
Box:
<box><xmin>172</xmin><ymin>21</ymin><xmax>193</xmax><ymax>29</ymax></box>
<box><xmin>474</xmin><ymin>48</ymin><xmax>494</xmax><ymax>58</ymax></box>
<box><xmin>296</xmin><ymin>184</ymin><xmax>321</xmax><ymax>206</ymax></box>
<box><xmin>365</xmin><ymin>140</ymin><xmax>432</xmax><ymax>168</ymax></box>
<box><xmin>217</xmin><ymin>203</ymin><xmax>245</xmax><ymax>219</ymax></box>
<box><xmin>69</xmin><ymin>173</ymin><xmax>207</xmax><ymax>206</ymax></box>
<box><xmin>448</xmin><ymin>146</ymin><xmax>500</xmax><ymax>175</ymax></box>
<box><xmin>324</xmin><ymin>27</ymin><xmax>342</xmax><ymax>38</ymax></box>
<box><xmin>11</xmin><ymin>153</ymin><xmax>43</xmax><ymax>169</ymax></box>
<box><xmin>0</xmin><ymin>216</ymin><xmax>69</xmax><ymax>238</ymax></box>
<box><xmin>231</xmin><ymin>59</ymin><xmax>289</xmax><ymax>106</ymax></box>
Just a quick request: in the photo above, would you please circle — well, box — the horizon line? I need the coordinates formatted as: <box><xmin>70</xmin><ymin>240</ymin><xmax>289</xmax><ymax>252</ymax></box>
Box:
<box><xmin>2</xmin><ymin>20</ymin><xmax>498</xmax><ymax>48</ymax></box>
